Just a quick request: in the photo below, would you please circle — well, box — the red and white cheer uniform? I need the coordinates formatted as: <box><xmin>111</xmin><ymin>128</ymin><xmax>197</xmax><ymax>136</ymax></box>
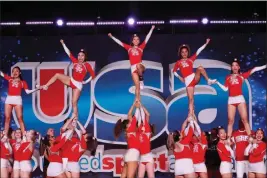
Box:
<box><xmin>174</xmin><ymin>121</ymin><xmax>195</xmax><ymax>176</ymax></box>
<box><xmin>245</xmin><ymin>141</ymin><xmax>266</xmax><ymax>174</ymax></box>
<box><xmin>124</xmin><ymin>116</ymin><xmax>140</xmax><ymax>162</ymax></box>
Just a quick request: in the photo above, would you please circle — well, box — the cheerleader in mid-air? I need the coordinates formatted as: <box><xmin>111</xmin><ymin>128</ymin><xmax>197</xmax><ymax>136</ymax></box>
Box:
<box><xmin>245</xmin><ymin>128</ymin><xmax>266</xmax><ymax>178</ymax></box>
<box><xmin>108</xmin><ymin>25</ymin><xmax>155</xmax><ymax>101</ymax></box>
<box><xmin>167</xmin><ymin>116</ymin><xmax>196</xmax><ymax>178</ymax></box>
<box><xmin>172</xmin><ymin>39</ymin><xmax>217</xmax><ymax>117</ymax></box>
<box><xmin>216</xmin><ymin>127</ymin><xmax>235</xmax><ymax>178</ymax></box>
<box><xmin>0</xmin><ymin>67</ymin><xmax>40</xmax><ymax>133</ymax></box>
<box><xmin>39</xmin><ymin>40</ymin><xmax>95</xmax><ymax>118</ymax></box>
<box><xmin>137</xmin><ymin>103</ymin><xmax>155</xmax><ymax>178</ymax></box>
<box><xmin>216</xmin><ymin>59</ymin><xmax>266</xmax><ymax>141</ymax></box>
<box><xmin>114</xmin><ymin>100</ymin><xmax>141</xmax><ymax>178</ymax></box>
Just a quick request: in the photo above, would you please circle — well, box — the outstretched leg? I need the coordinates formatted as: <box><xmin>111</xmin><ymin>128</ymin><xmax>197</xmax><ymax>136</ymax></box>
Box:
<box><xmin>42</xmin><ymin>73</ymin><xmax>71</xmax><ymax>90</ymax></box>
<box><xmin>195</xmin><ymin>66</ymin><xmax>216</xmax><ymax>85</ymax></box>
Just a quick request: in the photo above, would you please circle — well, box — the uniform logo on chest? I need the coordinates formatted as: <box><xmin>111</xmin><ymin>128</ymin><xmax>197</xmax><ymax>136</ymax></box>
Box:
<box><xmin>130</xmin><ymin>48</ymin><xmax>140</xmax><ymax>56</ymax></box>
<box><xmin>181</xmin><ymin>60</ymin><xmax>189</xmax><ymax>68</ymax></box>
<box><xmin>235</xmin><ymin>135</ymin><xmax>248</xmax><ymax>142</ymax></box>
<box><xmin>11</xmin><ymin>80</ymin><xmax>19</xmax><ymax>88</ymax></box>
<box><xmin>230</xmin><ymin>76</ymin><xmax>239</xmax><ymax>85</ymax></box>
<box><xmin>74</xmin><ymin>64</ymin><xmax>83</xmax><ymax>73</ymax></box>
<box><xmin>193</xmin><ymin>144</ymin><xmax>199</xmax><ymax>152</ymax></box>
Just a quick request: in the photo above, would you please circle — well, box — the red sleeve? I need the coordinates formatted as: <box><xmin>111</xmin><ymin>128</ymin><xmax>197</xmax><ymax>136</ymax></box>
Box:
<box><xmin>144</xmin><ymin>117</ymin><xmax>151</xmax><ymax>133</ymax></box>
<box><xmin>139</xmin><ymin>42</ymin><xmax>146</xmax><ymax>49</ymax></box>
<box><xmin>190</xmin><ymin>53</ymin><xmax>197</xmax><ymax>62</ymax></box>
<box><xmin>85</xmin><ymin>63</ymin><xmax>95</xmax><ymax>79</ymax></box>
<box><xmin>9</xmin><ymin>139</ymin><xmax>16</xmax><ymax>145</ymax></box>
<box><xmin>3</xmin><ymin>74</ymin><xmax>11</xmax><ymax>80</ymax></box>
<box><xmin>55</xmin><ymin>136</ymin><xmax>61</xmax><ymax>142</ymax></box>
<box><xmin>201</xmin><ymin>133</ymin><xmax>208</xmax><ymax>145</ymax></box>
<box><xmin>173</xmin><ymin>60</ymin><xmax>180</xmax><ymax>72</ymax></box>
<box><xmin>224</xmin><ymin>76</ymin><xmax>230</xmax><ymax>88</ymax></box>
<box><xmin>123</xmin><ymin>43</ymin><xmax>131</xmax><ymax>51</ymax></box>
<box><xmin>80</xmin><ymin>135</ymin><xmax>87</xmax><ymax>150</ymax></box>
<box><xmin>22</xmin><ymin>81</ymin><xmax>29</xmax><ymax>90</ymax></box>
<box><xmin>251</xmin><ymin>142</ymin><xmax>266</xmax><ymax>156</ymax></box>
<box><xmin>241</xmin><ymin>69</ymin><xmax>252</xmax><ymax>79</ymax></box>
<box><xmin>50</xmin><ymin>136</ymin><xmax>67</xmax><ymax>152</ymax></box>
<box><xmin>217</xmin><ymin>142</ymin><xmax>231</xmax><ymax>157</ymax></box>
<box><xmin>180</xmin><ymin>126</ymin><xmax>193</xmax><ymax>144</ymax></box>
<box><xmin>69</xmin><ymin>53</ymin><xmax>78</xmax><ymax>63</ymax></box>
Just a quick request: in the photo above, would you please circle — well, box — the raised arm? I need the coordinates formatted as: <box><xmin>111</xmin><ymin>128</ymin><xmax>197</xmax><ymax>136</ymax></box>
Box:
<box><xmin>60</xmin><ymin>39</ymin><xmax>71</xmax><ymax>57</ymax></box>
<box><xmin>77</xmin><ymin>120</ymin><xmax>86</xmax><ymax>135</ymax></box>
<box><xmin>78</xmin><ymin>134</ymin><xmax>87</xmax><ymax>153</ymax></box>
<box><xmin>60</xmin><ymin>118</ymin><xmax>73</xmax><ymax>133</ymax></box>
<box><xmin>108</xmin><ymin>33</ymin><xmax>124</xmax><ymax>47</ymax></box>
<box><xmin>0</xmin><ymin>70</ymin><xmax>11</xmax><ymax>80</ymax></box>
<box><xmin>140</xmin><ymin>103</ymin><xmax>150</xmax><ymax>121</ymax></box>
<box><xmin>127</xmin><ymin>101</ymin><xmax>136</xmax><ymax>120</ymax></box>
<box><xmin>144</xmin><ymin>25</ymin><xmax>155</xmax><ymax>44</ymax></box>
<box><xmin>250</xmin><ymin>65</ymin><xmax>266</xmax><ymax>75</ymax></box>
<box><xmin>180</xmin><ymin>120</ymin><xmax>194</xmax><ymax>144</ymax></box>
<box><xmin>60</xmin><ymin>40</ymin><xmax>78</xmax><ymax>63</ymax></box>
<box><xmin>196</xmin><ymin>38</ymin><xmax>210</xmax><ymax>56</ymax></box>
<box><xmin>242</xmin><ymin>64</ymin><xmax>267</xmax><ymax>79</ymax></box>
<box><xmin>193</xmin><ymin>120</ymin><xmax>202</xmax><ymax>137</ymax></box>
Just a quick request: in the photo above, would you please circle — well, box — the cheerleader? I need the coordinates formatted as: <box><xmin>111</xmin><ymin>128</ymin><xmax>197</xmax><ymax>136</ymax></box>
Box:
<box><xmin>167</xmin><ymin>117</ymin><xmax>196</xmax><ymax>178</ymax></box>
<box><xmin>231</xmin><ymin>120</ymin><xmax>252</xmax><ymax>178</ymax></box>
<box><xmin>114</xmin><ymin>100</ymin><xmax>141</xmax><ymax>178</ymax></box>
<box><xmin>46</xmin><ymin>129</ymin><xmax>74</xmax><ymax>178</ymax></box>
<box><xmin>108</xmin><ymin>25</ymin><xmax>155</xmax><ymax>101</ymax></box>
<box><xmin>0</xmin><ymin>67</ymin><xmax>40</xmax><ymax>133</ymax></box>
<box><xmin>39</xmin><ymin>40</ymin><xmax>95</xmax><ymax>118</ymax></box>
<box><xmin>216</xmin><ymin>59</ymin><xmax>266</xmax><ymax>140</ymax></box>
<box><xmin>1</xmin><ymin>131</ymin><xmax>12</xmax><ymax>178</ymax></box>
<box><xmin>217</xmin><ymin>127</ymin><xmax>235</xmax><ymax>178</ymax></box>
<box><xmin>137</xmin><ymin>104</ymin><xmax>155</xmax><ymax>178</ymax></box>
<box><xmin>14</xmin><ymin>130</ymin><xmax>38</xmax><ymax>178</ymax></box>
<box><xmin>190</xmin><ymin>120</ymin><xmax>208</xmax><ymax>178</ymax></box>
<box><xmin>60</xmin><ymin>117</ymin><xmax>85</xmax><ymax>171</ymax></box>
<box><xmin>65</xmin><ymin>120</ymin><xmax>88</xmax><ymax>178</ymax></box>
<box><xmin>39</xmin><ymin>128</ymin><xmax>55</xmax><ymax>178</ymax></box>
<box><xmin>172</xmin><ymin>39</ymin><xmax>217</xmax><ymax>117</ymax></box>
<box><xmin>9</xmin><ymin>129</ymin><xmax>23</xmax><ymax>178</ymax></box>
<box><xmin>245</xmin><ymin>128</ymin><xmax>266</xmax><ymax>178</ymax></box>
